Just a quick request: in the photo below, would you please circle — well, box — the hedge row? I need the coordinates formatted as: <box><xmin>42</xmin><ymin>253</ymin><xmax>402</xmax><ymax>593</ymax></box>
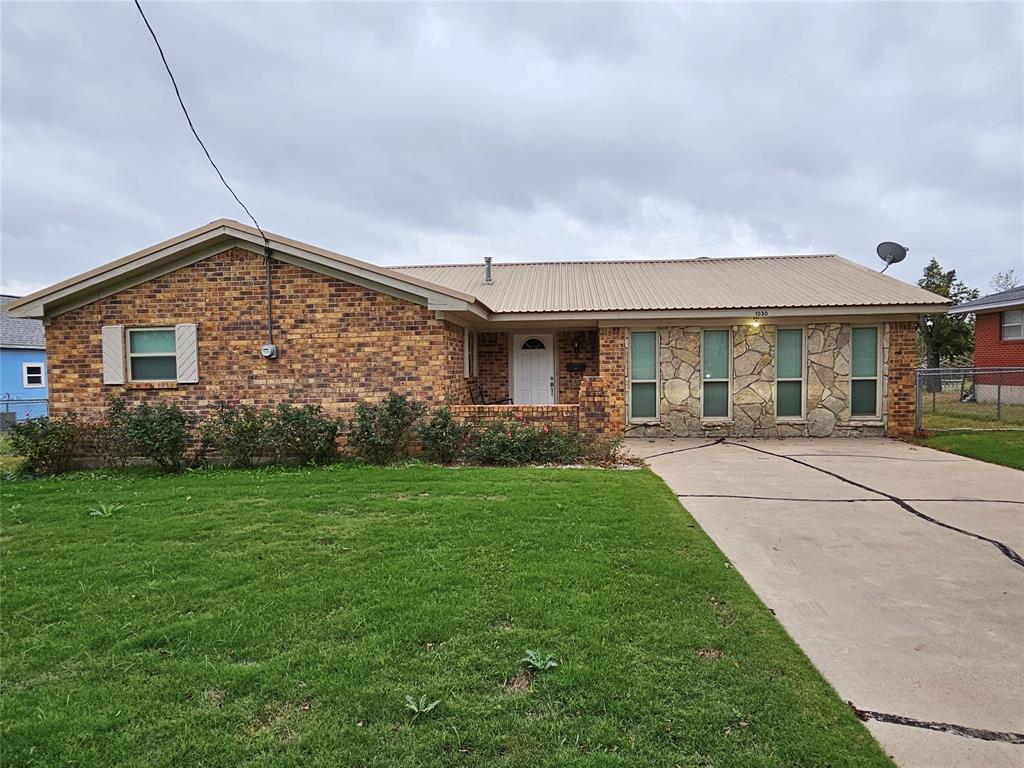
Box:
<box><xmin>7</xmin><ymin>394</ymin><xmax>621</xmax><ymax>476</ymax></box>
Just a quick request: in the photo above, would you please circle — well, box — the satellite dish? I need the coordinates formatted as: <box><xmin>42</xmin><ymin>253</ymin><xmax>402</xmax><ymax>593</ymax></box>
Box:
<box><xmin>876</xmin><ymin>241</ymin><xmax>908</xmax><ymax>273</ymax></box>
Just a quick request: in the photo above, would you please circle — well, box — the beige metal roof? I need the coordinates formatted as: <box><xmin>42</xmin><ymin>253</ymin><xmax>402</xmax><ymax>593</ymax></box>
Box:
<box><xmin>392</xmin><ymin>254</ymin><xmax>950</xmax><ymax>314</ymax></box>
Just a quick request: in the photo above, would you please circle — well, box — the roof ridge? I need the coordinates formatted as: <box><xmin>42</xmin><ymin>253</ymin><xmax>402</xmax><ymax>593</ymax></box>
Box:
<box><xmin>389</xmin><ymin>253</ymin><xmax>838</xmax><ymax>269</ymax></box>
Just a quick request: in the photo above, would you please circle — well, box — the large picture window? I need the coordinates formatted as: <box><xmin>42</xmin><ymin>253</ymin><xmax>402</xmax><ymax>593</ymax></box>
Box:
<box><xmin>702</xmin><ymin>329</ymin><xmax>730</xmax><ymax>419</ymax></box>
<box><xmin>850</xmin><ymin>326</ymin><xmax>879</xmax><ymax>417</ymax></box>
<box><xmin>128</xmin><ymin>328</ymin><xmax>178</xmax><ymax>381</ymax></box>
<box><xmin>776</xmin><ymin>328</ymin><xmax>804</xmax><ymax>418</ymax></box>
<box><xmin>629</xmin><ymin>331</ymin><xmax>658</xmax><ymax>420</ymax></box>
<box><xmin>1002</xmin><ymin>309</ymin><xmax>1023</xmax><ymax>340</ymax></box>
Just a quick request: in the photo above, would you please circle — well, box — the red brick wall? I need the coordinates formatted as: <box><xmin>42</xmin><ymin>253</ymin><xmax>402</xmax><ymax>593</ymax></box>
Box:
<box><xmin>974</xmin><ymin>310</ymin><xmax>1024</xmax><ymax>387</ymax></box>
<box><xmin>44</xmin><ymin>248</ymin><xmax>460</xmax><ymax>419</ymax></box>
<box><xmin>440</xmin><ymin>321</ymin><xmax>472</xmax><ymax>405</ymax></box>
<box><xmin>556</xmin><ymin>330</ymin><xmax>599</xmax><ymax>404</ymax></box>
<box><xmin>580</xmin><ymin>327</ymin><xmax>626</xmax><ymax>436</ymax></box>
<box><xmin>885</xmin><ymin>321</ymin><xmax>917</xmax><ymax>437</ymax></box>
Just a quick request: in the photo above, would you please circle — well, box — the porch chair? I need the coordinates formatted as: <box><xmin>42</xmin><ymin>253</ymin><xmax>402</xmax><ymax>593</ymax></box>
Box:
<box><xmin>469</xmin><ymin>382</ymin><xmax>513</xmax><ymax>406</ymax></box>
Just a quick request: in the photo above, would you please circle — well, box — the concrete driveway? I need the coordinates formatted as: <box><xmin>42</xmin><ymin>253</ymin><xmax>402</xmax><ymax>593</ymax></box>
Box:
<box><xmin>630</xmin><ymin>437</ymin><xmax>1024</xmax><ymax>768</ymax></box>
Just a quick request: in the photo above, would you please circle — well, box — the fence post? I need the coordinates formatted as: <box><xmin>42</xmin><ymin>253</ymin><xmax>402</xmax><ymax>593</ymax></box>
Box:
<box><xmin>915</xmin><ymin>370</ymin><xmax>922</xmax><ymax>432</ymax></box>
<box><xmin>997</xmin><ymin>383</ymin><xmax>1002</xmax><ymax>422</ymax></box>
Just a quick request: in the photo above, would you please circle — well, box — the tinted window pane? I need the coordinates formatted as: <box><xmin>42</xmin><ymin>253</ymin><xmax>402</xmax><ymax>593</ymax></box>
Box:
<box><xmin>851</xmin><ymin>379</ymin><xmax>877</xmax><ymax>416</ymax></box>
<box><xmin>703</xmin><ymin>330</ymin><xmax>729</xmax><ymax>380</ymax></box>
<box><xmin>131</xmin><ymin>356</ymin><xmax>177</xmax><ymax>381</ymax></box>
<box><xmin>776</xmin><ymin>329</ymin><xmax>802</xmax><ymax>379</ymax></box>
<box><xmin>631</xmin><ymin>332</ymin><xmax>657</xmax><ymax>380</ymax></box>
<box><xmin>851</xmin><ymin>327</ymin><xmax>878</xmax><ymax>377</ymax></box>
<box><xmin>130</xmin><ymin>329</ymin><xmax>175</xmax><ymax>354</ymax></box>
<box><xmin>703</xmin><ymin>381</ymin><xmax>729</xmax><ymax>418</ymax></box>
<box><xmin>631</xmin><ymin>382</ymin><xmax>657</xmax><ymax>418</ymax></box>
<box><xmin>776</xmin><ymin>381</ymin><xmax>802</xmax><ymax>417</ymax></box>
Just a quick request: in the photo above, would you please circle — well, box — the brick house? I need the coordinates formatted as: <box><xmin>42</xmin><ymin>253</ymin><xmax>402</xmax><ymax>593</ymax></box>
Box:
<box><xmin>948</xmin><ymin>286</ymin><xmax>1024</xmax><ymax>405</ymax></box>
<box><xmin>6</xmin><ymin>219</ymin><xmax>950</xmax><ymax>438</ymax></box>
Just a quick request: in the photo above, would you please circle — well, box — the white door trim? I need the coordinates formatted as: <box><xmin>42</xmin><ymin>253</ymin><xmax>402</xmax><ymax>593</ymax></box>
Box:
<box><xmin>512</xmin><ymin>333</ymin><xmax>556</xmax><ymax>405</ymax></box>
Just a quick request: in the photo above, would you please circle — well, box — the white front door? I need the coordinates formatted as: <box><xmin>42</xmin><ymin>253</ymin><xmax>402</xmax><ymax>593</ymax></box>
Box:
<box><xmin>513</xmin><ymin>334</ymin><xmax>555</xmax><ymax>405</ymax></box>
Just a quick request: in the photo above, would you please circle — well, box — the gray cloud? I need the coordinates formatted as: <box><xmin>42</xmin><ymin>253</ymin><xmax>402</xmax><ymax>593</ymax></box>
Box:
<box><xmin>2</xmin><ymin>1</ymin><xmax>1021</xmax><ymax>296</ymax></box>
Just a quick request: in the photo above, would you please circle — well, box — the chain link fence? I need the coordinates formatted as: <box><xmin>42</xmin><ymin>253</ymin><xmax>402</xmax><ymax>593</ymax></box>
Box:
<box><xmin>0</xmin><ymin>395</ymin><xmax>50</xmax><ymax>430</ymax></box>
<box><xmin>916</xmin><ymin>367</ymin><xmax>1024</xmax><ymax>432</ymax></box>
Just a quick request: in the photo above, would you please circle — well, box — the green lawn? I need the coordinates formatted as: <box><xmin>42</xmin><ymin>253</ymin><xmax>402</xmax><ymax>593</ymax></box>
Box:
<box><xmin>916</xmin><ymin>431</ymin><xmax>1024</xmax><ymax>470</ymax></box>
<box><xmin>1</xmin><ymin>465</ymin><xmax>891</xmax><ymax>767</ymax></box>
<box><xmin>919</xmin><ymin>391</ymin><xmax>1024</xmax><ymax>431</ymax></box>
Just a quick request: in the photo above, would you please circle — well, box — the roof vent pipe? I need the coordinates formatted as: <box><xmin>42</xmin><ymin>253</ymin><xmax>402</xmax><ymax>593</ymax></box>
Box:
<box><xmin>484</xmin><ymin>256</ymin><xmax>493</xmax><ymax>285</ymax></box>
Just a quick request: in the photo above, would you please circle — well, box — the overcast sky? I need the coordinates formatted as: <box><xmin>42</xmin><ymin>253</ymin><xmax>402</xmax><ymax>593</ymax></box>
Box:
<box><xmin>2</xmin><ymin>1</ymin><xmax>1021</xmax><ymax>296</ymax></box>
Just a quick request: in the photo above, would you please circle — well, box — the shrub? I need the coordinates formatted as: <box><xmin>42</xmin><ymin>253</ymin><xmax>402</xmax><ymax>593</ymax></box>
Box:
<box><xmin>124</xmin><ymin>402</ymin><xmax>194</xmax><ymax>473</ymax></box>
<box><xmin>80</xmin><ymin>396</ymin><xmax>133</xmax><ymax>468</ymax></box>
<box><xmin>465</xmin><ymin>419</ymin><xmax>584</xmax><ymax>466</ymax></box>
<box><xmin>7</xmin><ymin>415</ymin><xmax>81</xmax><ymax>475</ymax></box>
<box><xmin>200</xmin><ymin>402</ymin><xmax>276</xmax><ymax>468</ymax></box>
<box><xmin>581</xmin><ymin>435</ymin><xmax>624</xmax><ymax>466</ymax></box>
<box><xmin>348</xmin><ymin>393</ymin><xmax>425</xmax><ymax>465</ymax></box>
<box><xmin>417</xmin><ymin>407</ymin><xmax>471</xmax><ymax>464</ymax></box>
<box><xmin>273</xmin><ymin>404</ymin><xmax>345</xmax><ymax>465</ymax></box>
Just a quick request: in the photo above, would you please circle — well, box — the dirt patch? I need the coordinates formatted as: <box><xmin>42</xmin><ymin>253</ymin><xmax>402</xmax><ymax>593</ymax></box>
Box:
<box><xmin>203</xmin><ymin>688</ymin><xmax>229</xmax><ymax>707</ymax></box>
<box><xmin>248</xmin><ymin>699</ymin><xmax>314</xmax><ymax>740</ymax></box>
<box><xmin>490</xmin><ymin>616</ymin><xmax>514</xmax><ymax>631</ymax></box>
<box><xmin>503</xmin><ymin>669</ymin><xmax>535</xmax><ymax>694</ymax></box>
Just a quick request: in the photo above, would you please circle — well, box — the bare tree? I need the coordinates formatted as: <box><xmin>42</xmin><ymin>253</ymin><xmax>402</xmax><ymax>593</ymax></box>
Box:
<box><xmin>990</xmin><ymin>269</ymin><xmax>1019</xmax><ymax>292</ymax></box>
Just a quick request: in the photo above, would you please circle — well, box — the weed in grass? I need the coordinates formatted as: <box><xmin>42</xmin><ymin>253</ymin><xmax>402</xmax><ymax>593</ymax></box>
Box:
<box><xmin>404</xmin><ymin>695</ymin><xmax>441</xmax><ymax>722</ymax></box>
<box><xmin>87</xmin><ymin>502</ymin><xmax>125</xmax><ymax>517</ymax></box>
<box><xmin>521</xmin><ymin>649</ymin><xmax>558</xmax><ymax>672</ymax></box>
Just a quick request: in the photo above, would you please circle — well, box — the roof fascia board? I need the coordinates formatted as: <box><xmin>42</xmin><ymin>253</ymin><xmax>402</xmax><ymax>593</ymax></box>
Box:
<box><xmin>948</xmin><ymin>299</ymin><xmax>1024</xmax><ymax>315</ymax></box>
<box><xmin>485</xmin><ymin>304</ymin><xmax>945</xmax><ymax>323</ymax></box>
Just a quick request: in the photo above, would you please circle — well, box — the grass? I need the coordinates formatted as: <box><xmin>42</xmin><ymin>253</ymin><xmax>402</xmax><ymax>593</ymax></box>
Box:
<box><xmin>0</xmin><ymin>434</ymin><xmax>22</xmax><ymax>473</ymax></box>
<box><xmin>919</xmin><ymin>391</ymin><xmax>1024</xmax><ymax>431</ymax></box>
<box><xmin>916</xmin><ymin>431</ymin><xmax>1024</xmax><ymax>471</ymax></box>
<box><xmin>1</xmin><ymin>464</ymin><xmax>891</xmax><ymax>768</ymax></box>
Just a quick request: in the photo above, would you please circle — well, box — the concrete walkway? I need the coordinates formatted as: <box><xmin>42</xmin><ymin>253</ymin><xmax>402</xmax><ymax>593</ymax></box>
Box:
<box><xmin>630</xmin><ymin>437</ymin><xmax>1024</xmax><ymax>768</ymax></box>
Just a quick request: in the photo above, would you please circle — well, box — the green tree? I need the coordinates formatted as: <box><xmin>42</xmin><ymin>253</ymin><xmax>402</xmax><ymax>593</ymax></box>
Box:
<box><xmin>917</xmin><ymin>260</ymin><xmax>979</xmax><ymax>384</ymax></box>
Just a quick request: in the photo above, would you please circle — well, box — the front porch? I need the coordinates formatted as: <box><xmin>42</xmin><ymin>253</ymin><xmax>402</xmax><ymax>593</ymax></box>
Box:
<box><xmin>448</xmin><ymin>326</ymin><xmax>626</xmax><ymax>435</ymax></box>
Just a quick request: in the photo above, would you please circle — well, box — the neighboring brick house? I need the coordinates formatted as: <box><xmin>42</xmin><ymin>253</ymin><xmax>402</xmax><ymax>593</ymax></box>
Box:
<box><xmin>6</xmin><ymin>219</ymin><xmax>950</xmax><ymax>438</ymax></box>
<box><xmin>948</xmin><ymin>286</ymin><xmax>1024</xmax><ymax>405</ymax></box>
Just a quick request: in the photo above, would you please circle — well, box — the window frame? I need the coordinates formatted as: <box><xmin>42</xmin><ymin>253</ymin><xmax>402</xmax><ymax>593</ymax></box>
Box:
<box><xmin>22</xmin><ymin>362</ymin><xmax>46</xmax><ymax>389</ymax></box>
<box><xmin>701</xmin><ymin>328</ymin><xmax>732</xmax><ymax>421</ymax></box>
<box><xmin>628</xmin><ymin>329</ymin><xmax>659</xmax><ymax>423</ymax></box>
<box><xmin>1001</xmin><ymin>309</ymin><xmax>1024</xmax><ymax>341</ymax></box>
<box><xmin>775</xmin><ymin>327</ymin><xmax>806</xmax><ymax>420</ymax></box>
<box><xmin>126</xmin><ymin>327</ymin><xmax>178</xmax><ymax>383</ymax></box>
<box><xmin>463</xmin><ymin>327</ymin><xmax>478</xmax><ymax>378</ymax></box>
<box><xmin>850</xmin><ymin>325</ymin><xmax>881</xmax><ymax>419</ymax></box>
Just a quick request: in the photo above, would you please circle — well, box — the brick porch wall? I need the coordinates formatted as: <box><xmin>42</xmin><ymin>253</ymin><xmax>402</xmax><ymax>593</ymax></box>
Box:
<box><xmin>580</xmin><ymin>327</ymin><xmax>626</xmax><ymax>436</ymax></box>
<box><xmin>449</xmin><ymin>404</ymin><xmax>580</xmax><ymax>432</ymax></box>
<box><xmin>44</xmin><ymin>248</ymin><xmax>459</xmax><ymax>419</ymax></box>
<box><xmin>475</xmin><ymin>332</ymin><xmax>510</xmax><ymax>402</ymax></box>
<box><xmin>886</xmin><ymin>320</ymin><xmax>918</xmax><ymax>437</ymax></box>
<box><xmin>556</xmin><ymin>329</ymin><xmax>599</xmax><ymax>404</ymax></box>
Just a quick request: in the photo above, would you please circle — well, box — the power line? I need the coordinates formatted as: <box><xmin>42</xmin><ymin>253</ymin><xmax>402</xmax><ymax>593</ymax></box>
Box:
<box><xmin>132</xmin><ymin>0</ymin><xmax>268</xmax><ymax>247</ymax></box>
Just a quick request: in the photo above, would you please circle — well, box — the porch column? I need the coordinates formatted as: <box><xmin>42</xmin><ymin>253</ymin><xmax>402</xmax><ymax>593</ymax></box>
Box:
<box><xmin>885</xmin><ymin>321</ymin><xmax>917</xmax><ymax>437</ymax></box>
<box><xmin>580</xmin><ymin>326</ymin><xmax>626</xmax><ymax>435</ymax></box>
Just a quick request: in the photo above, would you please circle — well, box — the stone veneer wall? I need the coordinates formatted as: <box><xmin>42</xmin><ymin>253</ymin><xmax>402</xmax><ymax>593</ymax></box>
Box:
<box><xmin>627</xmin><ymin>322</ymin><xmax>911</xmax><ymax>438</ymax></box>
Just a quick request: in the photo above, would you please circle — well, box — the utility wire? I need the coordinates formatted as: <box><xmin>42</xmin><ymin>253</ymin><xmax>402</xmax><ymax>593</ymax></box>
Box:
<box><xmin>132</xmin><ymin>0</ymin><xmax>268</xmax><ymax>247</ymax></box>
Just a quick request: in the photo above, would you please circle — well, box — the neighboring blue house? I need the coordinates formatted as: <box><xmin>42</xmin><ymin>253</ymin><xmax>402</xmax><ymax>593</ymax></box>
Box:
<box><xmin>1</xmin><ymin>295</ymin><xmax>48</xmax><ymax>423</ymax></box>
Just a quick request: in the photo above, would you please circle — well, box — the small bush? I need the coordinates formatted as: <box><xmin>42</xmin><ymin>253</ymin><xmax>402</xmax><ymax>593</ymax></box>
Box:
<box><xmin>348</xmin><ymin>393</ymin><xmax>425</xmax><ymax>465</ymax></box>
<box><xmin>80</xmin><ymin>396</ymin><xmax>134</xmax><ymax>468</ymax></box>
<box><xmin>273</xmin><ymin>404</ymin><xmax>345</xmax><ymax>465</ymax></box>
<box><xmin>124</xmin><ymin>402</ymin><xmax>194</xmax><ymax>473</ymax></box>
<box><xmin>465</xmin><ymin>419</ymin><xmax>584</xmax><ymax>466</ymax></box>
<box><xmin>7</xmin><ymin>415</ymin><xmax>81</xmax><ymax>475</ymax></box>
<box><xmin>200</xmin><ymin>402</ymin><xmax>275</xmax><ymax>468</ymax></box>
<box><xmin>417</xmin><ymin>407</ymin><xmax>471</xmax><ymax>465</ymax></box>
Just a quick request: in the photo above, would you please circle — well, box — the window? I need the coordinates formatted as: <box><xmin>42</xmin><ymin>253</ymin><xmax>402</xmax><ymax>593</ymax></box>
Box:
<box><xmin>464</xmin><ymin>328</ymin><xmax>478</xmax><ymax>377</ymax></box>
<box><xmin>23</xmin><ymin>362</ymin><xmax>45</xmax><ymax>388</ymax></box>
<box><xmin>520</xmin><ymin>337</ymin><xmax>546</xmax><ymax>350</ymax></box>
<box><xmin>703</xmin><ymin>329</ymin><xmax>730</xmax><ymax>419</ymax></box>
<box><xmin>850</xmin><ymin>326</ymin><xmax>879</xmax><ymax>417</ymax></box>
<box><xmin>776</xmin><ymin>328</ymin><xmax>804</xmax><ymax>418</ymax></box>
<box><xmin>128</xmin><ymin>328</ymin><xmax>177</xmax><ymax>381</ymax></box>
<box><xmin>629</xmin><ymin>331</ymin><xmax>658</xmax><ymax>420</ymax></box>
<box><xmin>1002</xmin><ymin>309</ymin><xmax>1023</xmax><ymax>340</ymax></box>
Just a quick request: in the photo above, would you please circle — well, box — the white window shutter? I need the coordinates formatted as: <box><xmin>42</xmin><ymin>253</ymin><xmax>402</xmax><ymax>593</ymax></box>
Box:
<box><xmin>101</xmin><ymin>325</ymin><xmax>125</xmax><ymax>384</ymax></box>
<box><xmin>175</xmin><ymin>323</ymin><xmax>199</xmax><ymax>383</ymax></box>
